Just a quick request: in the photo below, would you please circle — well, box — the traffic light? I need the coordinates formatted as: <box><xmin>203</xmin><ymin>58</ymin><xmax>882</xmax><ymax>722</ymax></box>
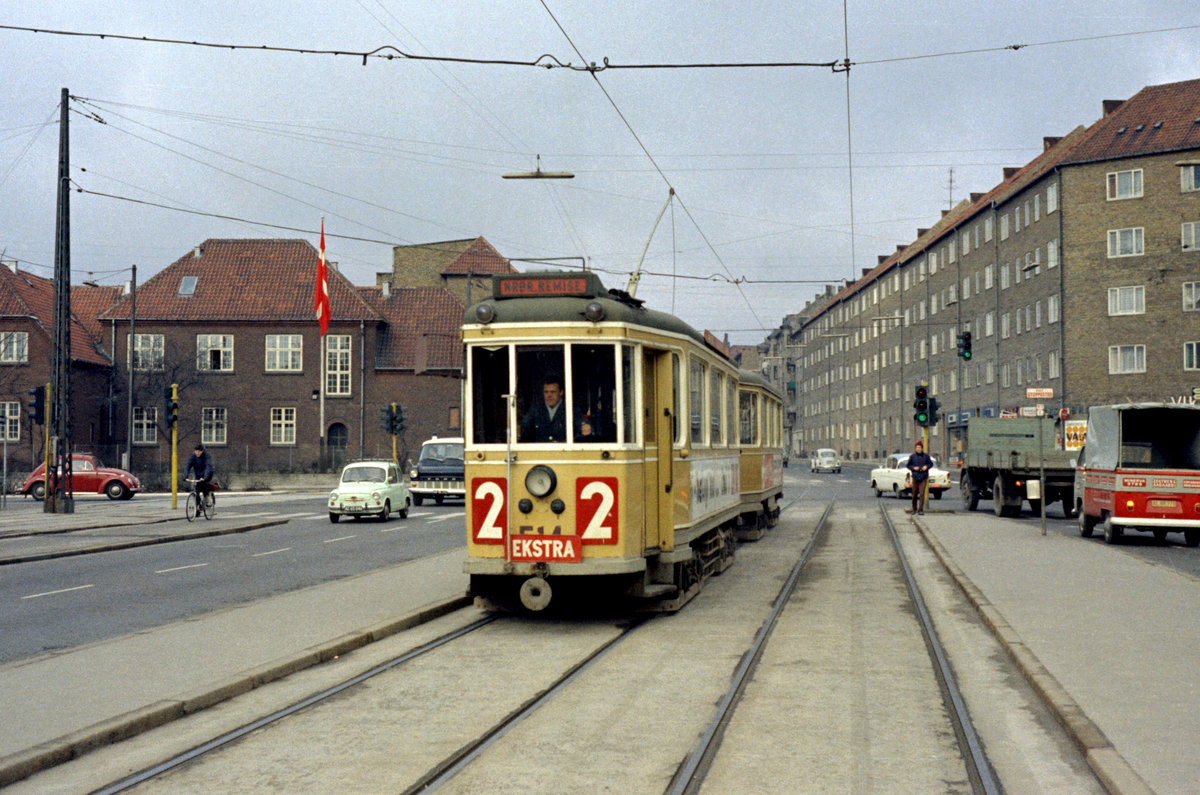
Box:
<box><xmin>913</xmin><ymin>384</ymin><xmax>930</xmax><ymax>425</ymax></box>
<box><xmin>163</xmin><ymin>384</ymin><xmax>178</xmax><ymax>427</ymax></box>
<box><xmin>928</xmin><ymin>397</ymin><xmax>941</xmax><ymax>426</ymax></box>
<box><xmin>27</xmin><ymin>385</ymin><xmax>46</xmax><ymax>425</ymax></box>
<box><xmin>957</xmin><ymin>330</ymin><xmax>973</xmax><ymax>360</ymax></box>
<box><xmin>389</xmin><ymin>403</ymin><xmax>405</xmax><ymax>435</ymax></box>
<box><xmin>379</xmin><ymin>405</ymin><xmax>395</xmax><ymax>433</ymax></box>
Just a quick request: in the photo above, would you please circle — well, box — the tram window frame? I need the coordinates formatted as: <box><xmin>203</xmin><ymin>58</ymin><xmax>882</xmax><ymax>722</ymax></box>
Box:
<box><xmin>621</xmin><ymin>345</ymin><xmax>636</xmax><ymax>445</ymax></box>
<box><xmin>672</xmin><ymin>353</ymin><xmax>682</xmax><ymax>446</ymax></box>
<box><xmin>689</xmin><ymin>357</ymin><xmax>706</xmax><ymax>446</ymax></box>
<box><xmin>469</xmin><ymin>344</ymin><xmax>511</xmax><ymax>445</ymax></box>
<box><xmin>710</xmin><ymin>369</ymin><xmax>723</xmax><ymax>446</ymax></box>
<box><xmin>569</xmin><ymin>343</ymin><xmax>620</xmax><ymax>445</ymax></box>
<box><xmin>726</xmin><ymin>377</ymin><xmax>736</xmax><ymax>447</ymax></box>
<box><xmin>739</xmin><ymin>389</ymin><xmax>758</xmax><ymax>446</ymax></box>
<box><xmin>515</xmin><ymin>344</ymin><xmax>567</xmax><ymax>444</ymax></box>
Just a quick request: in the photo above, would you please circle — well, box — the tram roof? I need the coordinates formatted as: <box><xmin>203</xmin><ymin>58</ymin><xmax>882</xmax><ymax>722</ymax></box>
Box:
<box><xmin>466</xmin><ymin>271</ymin><xmax>718</xmax><ymax>355</ymax></box>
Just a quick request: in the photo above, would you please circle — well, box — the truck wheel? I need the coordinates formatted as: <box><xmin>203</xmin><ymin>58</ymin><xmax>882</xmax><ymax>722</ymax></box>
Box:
<box><xmin>992</xmin><ymin>476</ymin><xmax>1008</xmax><ymax>517</ymax></box>
<box><xmin>1185</xmin><ymin>529</ymin><xmax>1200</xmax><ymax>548</ymax></box>
<box><xmin>1078</xmin><ymin>509</ymin><xmax>1095</xmax><ymax>538</ymax></box>
<box><xmin>960</xmin><ymin>474</ymin><xmax>979</xmax><ymax>511</ymax></box>
<box><xmin>1102</xmin><ymin>514</ymin><xmax>1122</xmax><ymax>545</ymax></box>
<box><xmin>435</xmin><ymin>495</ymin><xmax>445</xmax><ymax>505</ymax></box>
<box><xmin>412</xmin><ymin>494</ymin><xmax>424</xmax><ymax>506</ymax></box>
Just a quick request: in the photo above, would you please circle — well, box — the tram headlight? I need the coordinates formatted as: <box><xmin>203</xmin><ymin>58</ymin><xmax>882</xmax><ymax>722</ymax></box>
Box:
<box><xmin>475</xmin><ymin>303</ymin><xmax>496</xmax><ymax>323</ymax></box>
<box><xmin>584</xmin><ymin>301</ymin><xmax>605</xmax><ymax>322</ymax></box>
<box><xmin>525</xmin><ymin>465</ymin><xmax>557</xmax><ymax>497</ymax></box>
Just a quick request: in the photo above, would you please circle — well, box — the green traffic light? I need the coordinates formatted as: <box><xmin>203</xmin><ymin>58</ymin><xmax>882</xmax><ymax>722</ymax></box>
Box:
<box><xmin>962</xmin><ymin>350</ymin><xmax>972</xmax><ymax>360</ymax></box>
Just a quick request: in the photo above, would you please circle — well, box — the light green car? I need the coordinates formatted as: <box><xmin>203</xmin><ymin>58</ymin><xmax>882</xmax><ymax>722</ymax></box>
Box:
<box><xmin>328</xmin><ymin>460</ymin><xmax>411</xmax><ymax>523</ymax></box>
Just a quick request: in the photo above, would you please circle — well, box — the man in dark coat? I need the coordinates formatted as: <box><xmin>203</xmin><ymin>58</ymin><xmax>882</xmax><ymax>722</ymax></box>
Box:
<box><xmin>906</xmin><ymin>439</ymin><xmax>933</xmax><ymax>515</ymax></box>
<box><xmin>520</xmin><ymin>376</ymin><xmax>570</xmax><ymax>442</ymax></box>
<box><xmin>184</xmin><ymin>443</ymin><xmax>215</xmax><ymax>497</ymax></box>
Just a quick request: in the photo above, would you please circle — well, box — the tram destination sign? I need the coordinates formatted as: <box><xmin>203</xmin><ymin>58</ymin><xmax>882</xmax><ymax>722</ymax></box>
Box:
<box><xmin>494</xmin><ymin>272</ymin><xmax>602</xmax><ymax>299</ymax></box>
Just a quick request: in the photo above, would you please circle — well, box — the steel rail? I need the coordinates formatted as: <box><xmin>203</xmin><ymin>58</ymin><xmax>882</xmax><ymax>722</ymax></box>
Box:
<box><xmin>879</xmin><ymin>504</ymin><xmax>1000</xmax><ymax>795</ymax></box>
<box><xmin>666</xmin><ymin>500</ymin><xmax>835</xmax><ymax>795</ymax></box>
<box><xmin>92</xmin><ymin>614</ymin><xmax>496</xmax><ymax>795</ymax></box>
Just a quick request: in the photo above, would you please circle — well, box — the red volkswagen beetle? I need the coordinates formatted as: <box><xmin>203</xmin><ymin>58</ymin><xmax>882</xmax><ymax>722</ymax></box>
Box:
<box><xmin>21</xmin><ymin>454</ymin><xmax>141</xmax><ymax>500</ymax></box>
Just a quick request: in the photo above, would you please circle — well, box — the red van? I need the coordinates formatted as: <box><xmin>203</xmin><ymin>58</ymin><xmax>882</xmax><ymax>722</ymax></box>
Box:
<box><xmin>1075</xmin><ymin>403</ymin><xmax>1200</xmax><ymax>545</ymax></box>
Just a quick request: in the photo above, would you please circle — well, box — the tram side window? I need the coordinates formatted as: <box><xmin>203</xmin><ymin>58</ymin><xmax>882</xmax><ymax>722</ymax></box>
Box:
<box><xmin>672</xmin><ymin>354</ymin><xmax>681</xmax><ymax>444</ymax></box>
<box><xmin>710</xmin><ymin>370</ymin><xmax>723</xmax><ymax>446</ymax></box>
<box><xmin>471</xmin><ymin>345</ymin><xmax>510</xmax><ymax>444</ymax></box>
<box><xmin>516</xmin><ymin>345</ymin><xmax>567</xmax><ymax>443</ymax></box>
<box><xmin>726</xmin><ymin>379</ymin><xmax>736</xmax><ymax>446</ymax></box>
<box><xmin>739</xmin><ymin>390</ymin><xmax>758</xmax><ymax>445</ymax></box>
<box><xmin>689</xmin><ymin>358</ymin><xmax>706</xmax><ymax>445</ymax></box>
<box><xmin>621</xmin><ymin>345</ymin><xmax>636</xmax><ymax>444</ymax></box>
<box><xmin>570</xmin><ymin>344</ymin><xmax>618</xmax><ymax>443</ymax></box>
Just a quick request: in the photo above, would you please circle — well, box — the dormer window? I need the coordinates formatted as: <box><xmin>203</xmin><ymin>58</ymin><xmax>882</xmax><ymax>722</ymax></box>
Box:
<box><xmin>179</xmin><ymin>276</ymin><xmax>198</xmax><ymax>296</ymax></box>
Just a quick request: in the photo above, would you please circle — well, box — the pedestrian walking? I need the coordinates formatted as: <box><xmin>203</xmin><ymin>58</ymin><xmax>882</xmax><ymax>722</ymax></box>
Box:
<box><xmin>907</xmin><ymin>440</ymin><xmax>933</xmax><ymax>515</ymax></box>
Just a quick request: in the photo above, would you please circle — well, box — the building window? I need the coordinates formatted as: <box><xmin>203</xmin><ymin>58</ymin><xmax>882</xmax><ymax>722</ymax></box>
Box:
<box><xmin>1047</xmin><ymin>183</ymin><xmax>1058</xmax><ymax>212</ymax></box>
<box><xmin>1048</xmin><ymin>294</ymin><xmax>1060</xmax><ymax>323</ymax></box>
<box><xmin>0</xmin><ymin>331</ymin><xmax>28</xmax><ymax>363</ymax></box>
<box><xmin>197</xmin><ymin>334</ymin><xmax>234</xmax><ymax>371</ymax></box>
<box><xmin>1107</xmin><ymin>227</ymin><xmax>1144</xmax><ymax>258</ymax></box>
<box><xmin>133</xmin><ymin>407</ymin><xmax>158</xmax><ymax>445</ymax></box>
<box><xmin>985</xmin><ymin>312</ymin><xmax>995</xmax><ymax>337</ymax></box>
<box><xmin>985</xmin><ymin>216</ymin><xmax>994</xmax><ymax>241</ymax></box>
<box><xmin>984</xmin><ymin>264</ymin><xmax>994</xmax><ymax>290</ymax></box>
<box><xmin>1048</xmin><ymin>351</ymin><xmax>1060</xmax><ymax>379</ymax></box>
<box><xmin>1000</xmin><ymin>215</ymin><xmax>1009</xmax><ymax>240</ymax></box>
<box><xmin>1000</xmin><ymin>363</ymin><xmax>1010</xmax><ymax>388</ymax></box>
<box><xmin>1034</xmin><ymin>195</ymin><xmax>1041</xmax><ymax>221</ymax></box>
<box><xmin>1106</xmin><ymin>168</ymin><xmax>1143</xmax><ymax>200</ymax></box>
<box><xmin>1182</xmin><ymin>165</ymin><xmax>1200</xmax><ymax>193</ymax></box>
<box><xmin>961</xmin><ymin>277</ymin><xmax>970</xmax><ymax>301</ymax></box>
<box><xmin>1108</xmin><ymin>285</ymin><xmax>1145</xmax><ymax>316</ymax></box>
<box><xmin>1047</xmin><ymin>239</ymin><xmax>1059</xmax><ymax>268</ymax></box>
<box><xmin>0</xmin><ymin>401</ymin><xmax>18</xmax><ymax>442</ymax></box>
<box><xmin>1000</xmin><ymin>313</ymin><xmax>1011</xmax><ymax>339</ymax></box>
<box><xmin>1186</xmin><ymin>342</ymin><xmax>1200</xmax><ymax>371</ymax></box>
<box><xmin>1108</xmin><ymin>345</ymin><xmax>1146</xmax><ymax>374</ymax></box>
<box><xmin>326</xmin><ymin>335</ymin><xmax>352</xmax><ymax>396</ymax></box>
<box><xmin>270</xmin><ymin>407</ymin><xmax>296</xmax><ymax>445</ymax></box>
<box><xmin>265</xmin><ymin>334</ymin><xmax>303</xmax><ymax>372</ymax></box>
<box><xmin>130</xmin><ymin>333</ymin><xmax>164</xmax><ymax>371</ymax></box>
<box><xmin>1185</xmin><ymin>282</ymin><xmax>1200</xmax><ymax>312</ymax></box>
<box><xmin>1183</xmin><ymin>222</ymin><xmax>1200</xmax><ymax>252</ymax></box>
<box><xmin>999</xmin><ymin>264</ymin><xmax>1010</xmax><ymax>290</ymax></box>
<box><xmin>202</xmin><ymin>407</ymin><xmax>227</xmax><ymax>445</ymax></box>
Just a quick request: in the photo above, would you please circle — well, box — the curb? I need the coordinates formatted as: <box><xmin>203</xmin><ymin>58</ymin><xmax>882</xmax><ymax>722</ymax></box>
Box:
<box><xmin>907</xmin><ymin>511</ymin><xmax>1154</xmax><ymax>795</ymax></box>
<box><xmin>0</xmin><ymin>593</ymin><xmax>474</xmax><ymax>788</ymax></box>
<box><xmin>0</xmin><ymin>520</ymin><xmax>289</xmax><ymax>566</ymax></box>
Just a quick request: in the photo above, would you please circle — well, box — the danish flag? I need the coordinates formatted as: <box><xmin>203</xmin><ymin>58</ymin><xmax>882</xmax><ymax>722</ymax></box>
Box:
<box><xmin>314</xmin><ymin>219</ymin><xmax>331</xmax><ymax>336</ymax></box>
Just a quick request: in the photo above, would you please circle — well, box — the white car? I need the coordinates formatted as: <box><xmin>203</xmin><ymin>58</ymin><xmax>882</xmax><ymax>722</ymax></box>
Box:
<box><xmin>810</xmin><ymin>448</ymin><xmax>842</xmax><ymax>473</ymax></box>
<box><xmin>869</xmin><ymin>453</ymin><xmax>951</xmax><ymax>500</ymax></box>
<box><xmin>328</xmin><ymin>460</ymin><xmax>411</xmax><ymax>522</ymax></box>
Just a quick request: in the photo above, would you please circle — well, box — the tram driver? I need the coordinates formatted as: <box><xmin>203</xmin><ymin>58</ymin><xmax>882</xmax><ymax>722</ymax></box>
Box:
<box><xmin>519</xmin><ymin>374</ymin><xmax>598</xmax><ymax>443</ymax></box>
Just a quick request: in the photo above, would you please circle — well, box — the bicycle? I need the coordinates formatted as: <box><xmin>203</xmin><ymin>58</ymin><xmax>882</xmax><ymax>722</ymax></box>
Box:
<box><xmin>185</xmin><ymin>477</ymin><xmax>217</xmax><ymax>521</ymax></box>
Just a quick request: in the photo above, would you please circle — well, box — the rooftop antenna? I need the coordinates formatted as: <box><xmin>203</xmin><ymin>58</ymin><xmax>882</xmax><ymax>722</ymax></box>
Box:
<box><xmin>627</xmin><ymin>188</ymin><xmax>674</xmax><ymax>298</ymax></box>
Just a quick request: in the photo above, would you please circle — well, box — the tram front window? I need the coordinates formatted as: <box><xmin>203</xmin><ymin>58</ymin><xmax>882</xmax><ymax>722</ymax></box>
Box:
<box><xmin>513</xmin><ymin>344</ymin><xmax>617</xmax><ymax>444</ymax></box>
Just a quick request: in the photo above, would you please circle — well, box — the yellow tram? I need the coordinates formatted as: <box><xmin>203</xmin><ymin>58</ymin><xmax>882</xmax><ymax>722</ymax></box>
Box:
<box><xmin>463</xmin><ymin>271</ymin><xmax>784</xmax><ymax>611</ymax></box>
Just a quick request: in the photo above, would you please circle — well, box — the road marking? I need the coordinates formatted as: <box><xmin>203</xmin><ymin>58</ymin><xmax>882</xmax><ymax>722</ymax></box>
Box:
<box><xmin>324</xmin><ymin>535</ymin><xmax>357</xmax><ymax>544</ymax></box>
<box><xmin>252</xmin><ymin>547</ymin><xmax>291</xmax><ymax>557</ymax></box>
<box><xmin>278</xmin><ymin>512</ymin><xmax>322</xmax><ymax>519</ymax></box>
<box><xmin>155</xmin><ymin>563</ymin><xmax>209</xmax><ymax>574</ymax></box>
<box><xmin>22</xmin><ymin>584</ymin><xmax>94</xmax><ymax>600</ymax></box>
<box><xmin>428</xmin><ymin>512</ymin><xmax>465</xmax><ymax>524</ymax></box>
<box><xmin>408</xmin><ymin>511</ymin><xmax>432</xmax><ymax>518</ymax></box>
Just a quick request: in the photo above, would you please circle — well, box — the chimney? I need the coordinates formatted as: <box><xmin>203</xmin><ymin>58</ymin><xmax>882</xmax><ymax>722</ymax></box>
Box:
<box><xmin>381</xmin><ymin>281</ymin><xmax>391</xmax><ymax>299</ymax></box>
<box><xmin>878</xmin><ymin>255</ymin><xmax>888</xmax><ymax>265</ymax></box>
<box><xmin>862</xmin><ymin>268</ymin><xmax>872</xmax><ymax>276</ymax></box>
<box><xmin>123</xmin><ymin>280</ymin><xmax>132</xmax><ymax>296</ymax></box>
<box><xmin>1043</xmin><ymin>136</ymin><xmax>1062</xmax><ymax>151</ymax></box>
<box><xmin>941</xmin><ymin>209</ymin><xmax>950</xmax><ymax>217</ymax></box>
<box><xmin>192</xmin><ymin>246</ymin><xmax>202</xmax><ymax>258</ymax></box>
<box><xmin>917</xmin><ymin>228</ymin><xmax>929</xmax><ymax>237</ymax></box>
<box><xmin>1102</xmin><ymin>99</ymin><xmax>1125</xmax><ymax>117</ymax></box>
<box><xmin>1003</xmin><ymin>167</ymin><xmax>1020</xmax><ymax>179</ymax></box>
<box><xmin>970</xmin><ymin>192</ymin><xmax>984</xmax><ymax>202</ymax></box>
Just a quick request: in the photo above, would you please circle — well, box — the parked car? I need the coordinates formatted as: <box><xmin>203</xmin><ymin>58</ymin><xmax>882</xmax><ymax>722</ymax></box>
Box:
<box><xmin>21</xmin><ymin>454</ymin><xmax>140</xmax><ymax>500</ymax></box>
<box><xmin>328</xmin><ymin>460</ymin><xmax>410</xmax><ymax>522</ymax></box>
<box><xmin>409</xmin><ymin>436</ymin><xmax>465</xmax><ymax>506</ymax></box>
<box><xmin>810</xmin><ymin>448</ymin><xmax>842</xmax><ymax>473</ymax></box>
<box><xmin>870</xmin><ymin>453</ymin><xmax>951</xmax><ymax>499</ymax></box>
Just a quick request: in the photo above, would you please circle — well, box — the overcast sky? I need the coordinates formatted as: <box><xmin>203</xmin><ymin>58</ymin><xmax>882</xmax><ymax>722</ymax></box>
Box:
<box><xmin>2</xmin><ymin>2</ymin><xmax>1198</xmax><ymax>344</ymax></box>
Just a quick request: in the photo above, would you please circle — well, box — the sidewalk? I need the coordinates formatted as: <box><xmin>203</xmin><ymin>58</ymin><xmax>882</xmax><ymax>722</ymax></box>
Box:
<box><xmin>0</xmin><ymin>547</ymin><xmax>471</xmax><ymax>786</ymax></box>
<box><xmin>903</xmin><ymin>504</ymin><xmax>1198</xmax><ymax>795</ymax></box>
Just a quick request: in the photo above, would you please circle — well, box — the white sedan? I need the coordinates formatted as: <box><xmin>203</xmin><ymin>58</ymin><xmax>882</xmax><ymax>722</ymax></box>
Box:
<box><xmin>869</xmin><ymin>454</ymin><xmax>951</xmax><ymax>500</ymax></box>
<box><xmin>328</xmin><ymin>460</ymin><xmax>411</xmax><ymax>522</ymax></box>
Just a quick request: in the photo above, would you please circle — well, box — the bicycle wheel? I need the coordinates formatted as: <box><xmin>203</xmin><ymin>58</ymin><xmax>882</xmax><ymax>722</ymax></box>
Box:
<box><xmin>204</xmin><ymin>491</ymin><xmax>216</xmax><ymax>519</ymax></box>
<box><xmin>186</xmin><ymin>492</ymin><xmax>198</xmax><ymax>522</ymax></box>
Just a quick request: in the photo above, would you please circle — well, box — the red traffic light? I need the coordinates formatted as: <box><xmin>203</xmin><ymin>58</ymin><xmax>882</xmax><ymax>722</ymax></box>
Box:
<box><xmin>915</xmin><ymin>384</ymin><xmax>928</xmax><ymax>400</ymax></box>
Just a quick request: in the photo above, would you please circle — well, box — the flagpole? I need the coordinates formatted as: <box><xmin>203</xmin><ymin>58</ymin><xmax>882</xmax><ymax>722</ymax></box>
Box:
<box><xmin>316</xmin><ymin>215</ymin><xmax>330</xmax><ymax>472</ymax></box>
<box><xmin>320</xmin><ymin>333</ymin><xmax>326</xmax><ymax>471</ymax></box>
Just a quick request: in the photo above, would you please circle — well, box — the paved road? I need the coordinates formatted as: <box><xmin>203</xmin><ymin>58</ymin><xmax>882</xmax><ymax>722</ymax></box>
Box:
<box><xmin>0</xmin><ymin>494</ymin><xmax>467</xmax><ymax>665</ymax></box>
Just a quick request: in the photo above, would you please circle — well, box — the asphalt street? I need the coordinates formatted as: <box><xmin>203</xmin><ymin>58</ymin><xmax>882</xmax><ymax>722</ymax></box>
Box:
<box><xmin>0</xmin><ymin>493</ymin><xmax>467</xmax><ymax>665</ymax></box>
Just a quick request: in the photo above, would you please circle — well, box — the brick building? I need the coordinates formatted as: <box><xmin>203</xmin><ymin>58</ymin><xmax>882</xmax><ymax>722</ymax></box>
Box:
<box><xmin>377</xmin><ymin>237</ymin><xmax>516</xmax><ymax>307</ymax></box>
<box><xmin>780</xmin><ymin>77</ymin><xmax>1200</xmax><ymax>464</ymax></box>
<box><xmin>96</xmin><ymin>239</ymin><xmax>465</xmax><ymax>475</ymax></box>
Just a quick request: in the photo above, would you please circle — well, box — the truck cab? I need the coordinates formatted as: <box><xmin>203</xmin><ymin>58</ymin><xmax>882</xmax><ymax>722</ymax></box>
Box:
<box><xmin>408</xmin><ymin>436</ymin><xmax>465</xmax><ymax>506</ymax></box>
<box><xmin>1075</xmin><ymin>403</ymin><xmax>1200</xmax><ymax>545</ymax></box>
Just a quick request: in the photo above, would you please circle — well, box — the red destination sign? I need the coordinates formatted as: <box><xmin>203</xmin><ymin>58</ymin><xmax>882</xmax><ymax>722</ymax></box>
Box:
<box><xmin>497</xmin><ymin>276</ymin><xmax>590</xmax><ymax>298</ymax></box>
<box><xmin>509</xmin><ymin>535</ymin><xmax>583</xmax><ymax>563</ymax></box>
<box><xmin>1122</xmin><ymin>477</ymin><xmax>1147</xmax><ymax>488</ymax></box>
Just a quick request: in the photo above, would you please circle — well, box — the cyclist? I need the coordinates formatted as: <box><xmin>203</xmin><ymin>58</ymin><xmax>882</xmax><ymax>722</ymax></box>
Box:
<box><xmin>184</xmin><ymin>443</ymin><xmax>215</xmax><ymax>503</ymax></box>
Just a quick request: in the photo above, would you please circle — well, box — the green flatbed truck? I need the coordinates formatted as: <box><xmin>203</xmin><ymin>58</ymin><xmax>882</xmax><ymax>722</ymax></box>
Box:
<box><xmin>960</xmin><ymin>416</ymin><xmax>1077</xmax><ymax>517</ymax></box>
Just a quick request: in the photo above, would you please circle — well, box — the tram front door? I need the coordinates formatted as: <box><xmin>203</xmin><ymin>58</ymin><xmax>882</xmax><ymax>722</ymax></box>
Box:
<box><xmin>643</xmin><ymin>349</ymin><xmax>675</xmax><ymax>552</ymax></box>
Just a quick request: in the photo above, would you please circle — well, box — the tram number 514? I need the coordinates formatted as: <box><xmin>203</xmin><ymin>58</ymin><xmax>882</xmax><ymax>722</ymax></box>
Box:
<box><xmin>577</xmin><ymin>477</ymin><xmax>618</xmax><ymax>545</ymax></box>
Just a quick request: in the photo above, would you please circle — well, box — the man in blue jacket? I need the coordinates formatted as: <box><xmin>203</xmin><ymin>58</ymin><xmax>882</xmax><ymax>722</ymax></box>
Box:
<box><xmin>184</xmin><ymin>443</ymin><xmax>215</xmax><ymax>499</ymax></box>
<box><xmin>906</xmin><ymin>440</ymin><xmax>933</xmax><ymax>515</ymax></box>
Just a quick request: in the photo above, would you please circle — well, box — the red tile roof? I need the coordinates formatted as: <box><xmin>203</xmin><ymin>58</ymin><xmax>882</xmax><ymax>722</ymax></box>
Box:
<box><xmin>100</xmin><ymin>239</ymin><xmax>381</xmax><ymax>324</ymax></box>
<box><xmin>1063</xmin><ymin>78</ymin><xmax>1200</xmax><ymax>165</ymax></box>
<box><xmin>391</xmin><ymin>237</ymin><xmax>516</xmax><ymax>278</ymax></box>
<box><xmin>359</xmin><ymin>285</ymin><xmax>464</xmax><ymax>372</ymax></box>
<box><xmin>0</xmin><ymin>266</ymin><xmax>110</xmax><ymax>365</ymax></box>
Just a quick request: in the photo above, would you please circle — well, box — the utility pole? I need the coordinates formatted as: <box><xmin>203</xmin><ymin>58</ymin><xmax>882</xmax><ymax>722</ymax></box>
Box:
<box><xmin>47</xmin><ymin>87</ymin><xmax>73</xmax><ymax>513</ymax></box>
<box><xmin>125</xmin><ymin>264</ymin><xmax>136</xmax><ymax>470</ymax></box>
